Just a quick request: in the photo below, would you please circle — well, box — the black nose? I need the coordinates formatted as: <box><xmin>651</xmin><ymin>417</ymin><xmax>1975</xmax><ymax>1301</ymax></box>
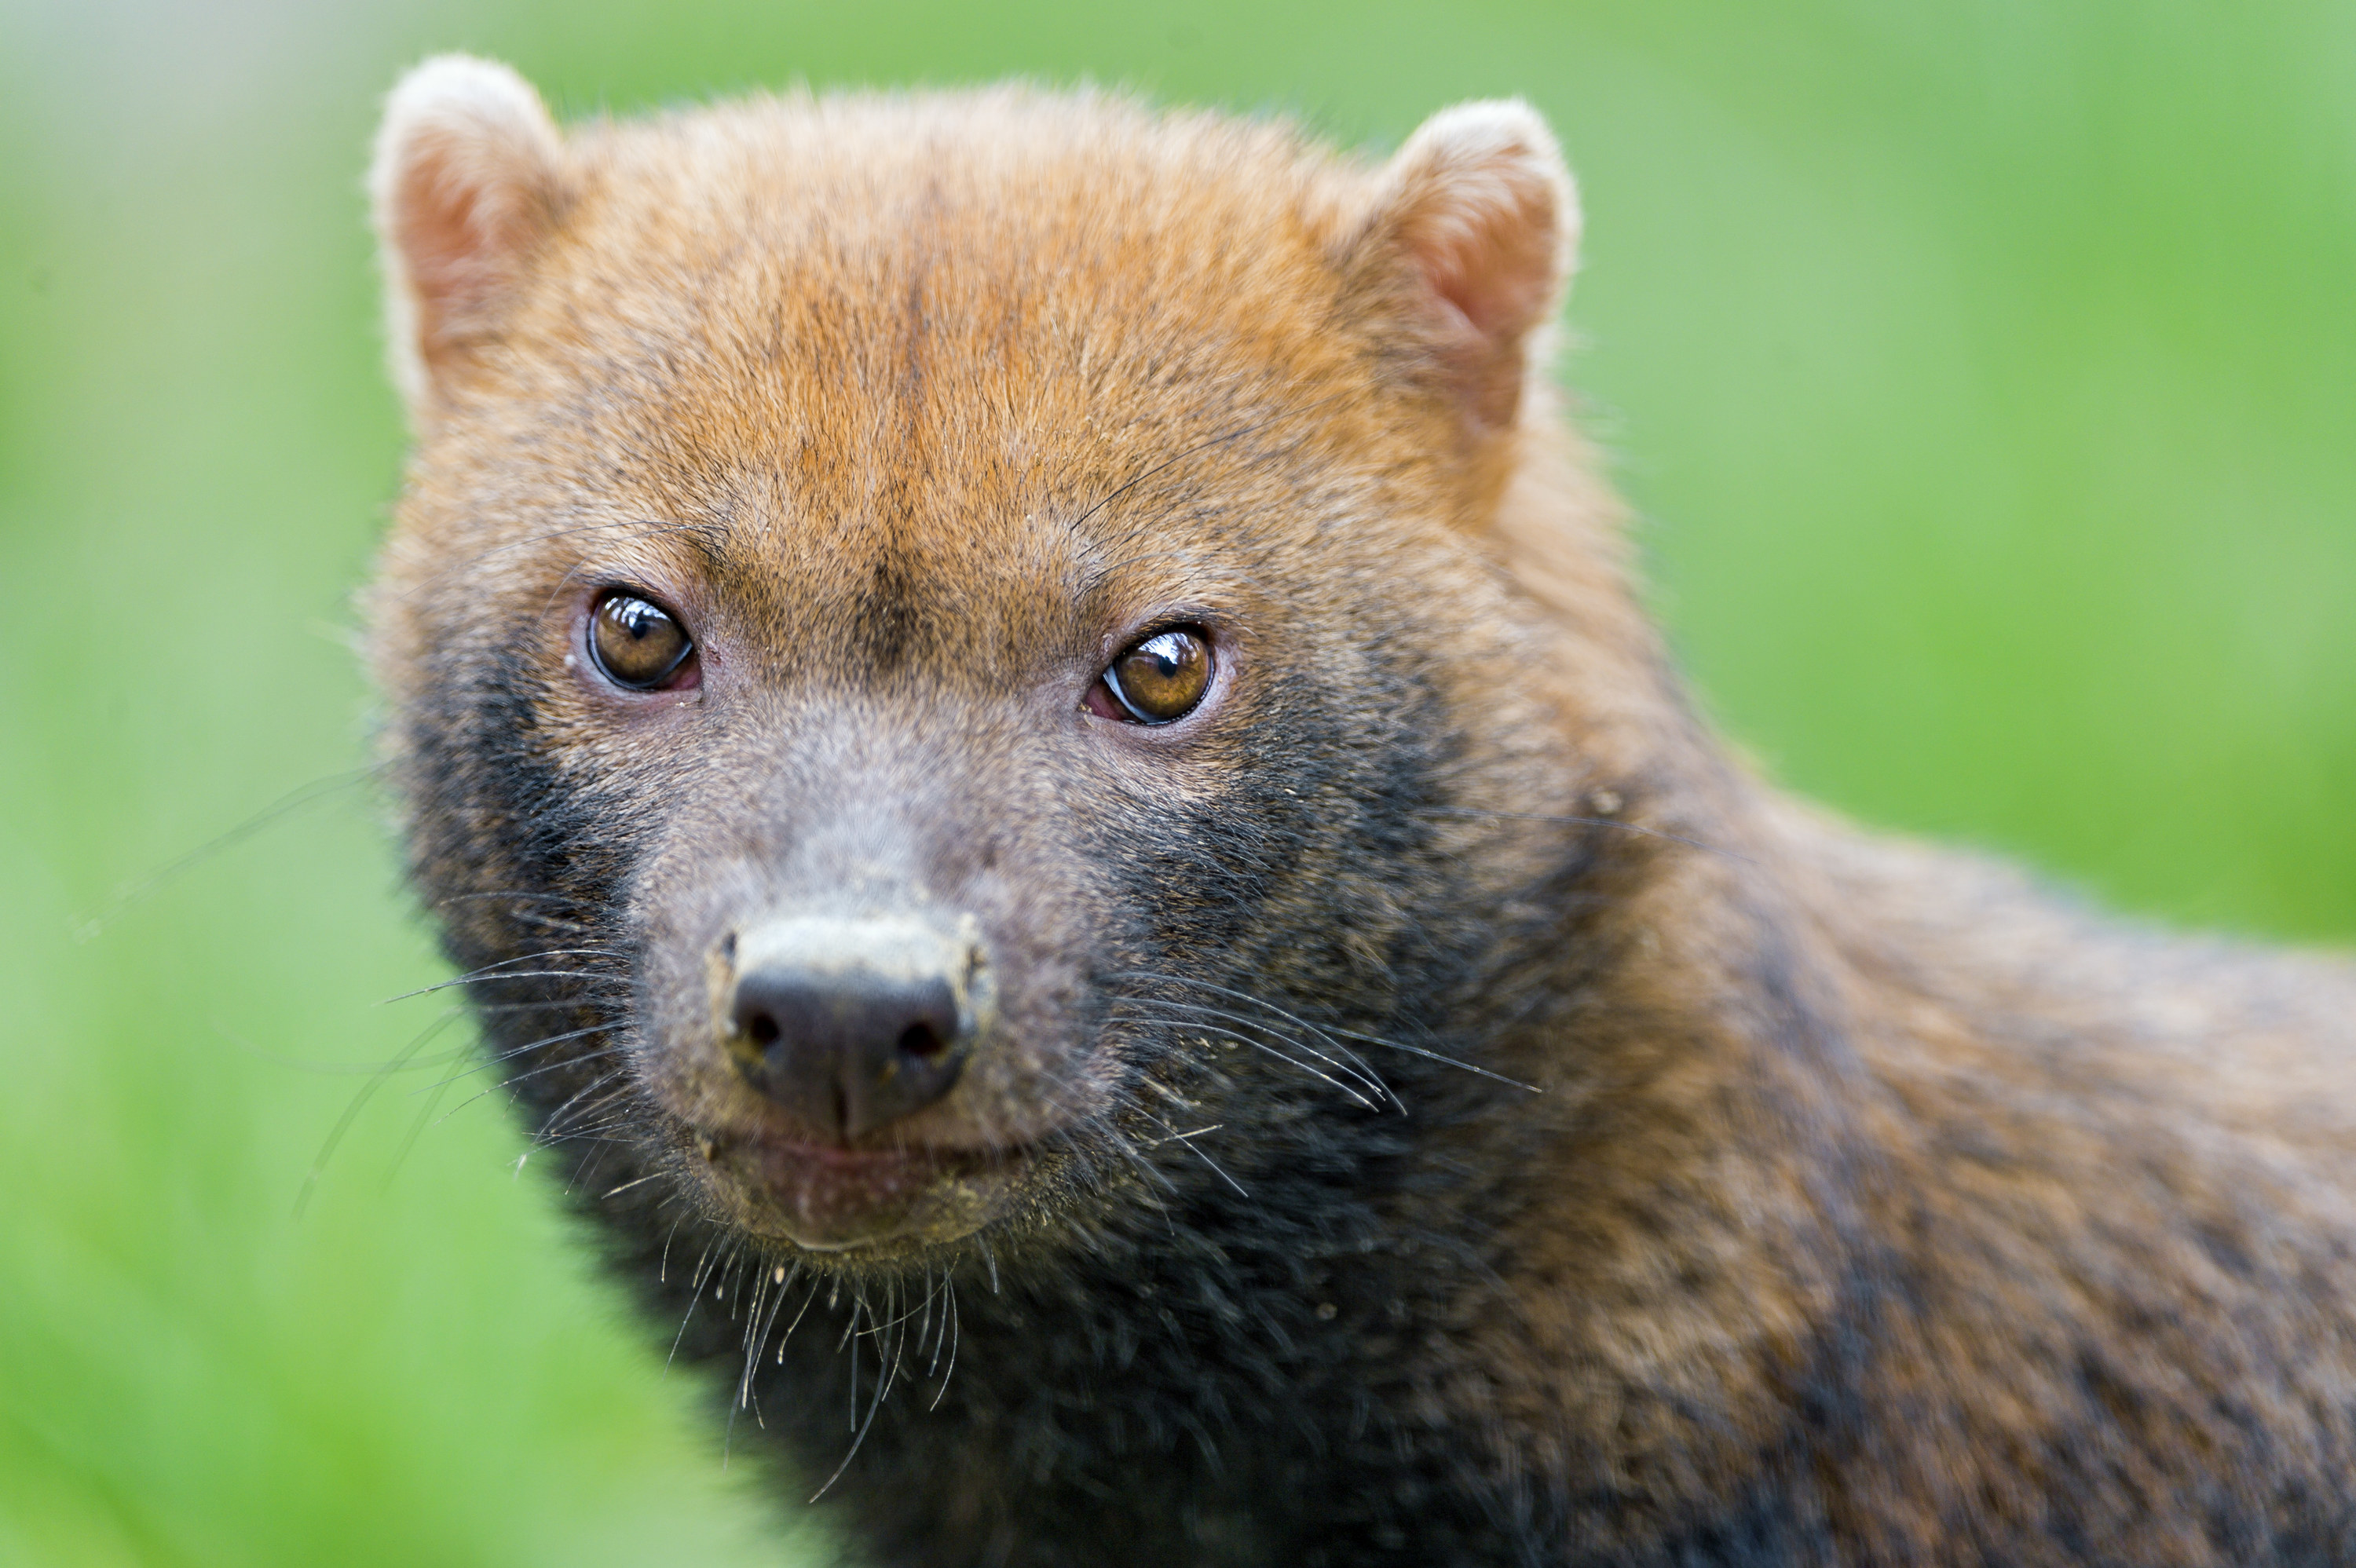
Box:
<box><xmin>729</xmin><ymin>958</ymin><xmax>968</xmax><ymax>1140</ymax></box>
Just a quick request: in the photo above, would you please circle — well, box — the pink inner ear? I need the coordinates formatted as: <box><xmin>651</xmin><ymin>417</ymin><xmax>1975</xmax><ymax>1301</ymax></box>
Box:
<box><xmin>393</xmin><ymin>130</ymin><xmax>544</xmax><ymax>347</ymax></box>
<box><xmin>1395</xmin><ymin>188</ymin><xmax>1559</xmax><ymax>432</ymax></box>
<box><xmin>1405</xmin><ymin>183</ymin><xmax>1557</xmax><ymax>352</ymax></box>
<box><xmin>1421</xmin><ymin>259</ymin><xmax>1488</xmax><ymax>345</ymax></box>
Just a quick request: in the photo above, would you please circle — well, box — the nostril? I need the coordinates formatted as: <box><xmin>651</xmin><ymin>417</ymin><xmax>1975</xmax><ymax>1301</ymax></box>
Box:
<box><xmin>747</xmin><ymin>1011</ymin><xmax>781</xmax><ymax>1048</ymax></box>
<box><xmin>898</xmin><ymin>1022</ymin><xmax>948</xmax><ymax>1059</ymax></box>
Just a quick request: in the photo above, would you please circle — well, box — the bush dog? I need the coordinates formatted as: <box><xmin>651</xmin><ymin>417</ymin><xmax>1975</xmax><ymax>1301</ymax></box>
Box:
<box><xmin>365</xmin><ymin>55</ymin><xmax>2356</xmax><ymax>1566</ymax></box>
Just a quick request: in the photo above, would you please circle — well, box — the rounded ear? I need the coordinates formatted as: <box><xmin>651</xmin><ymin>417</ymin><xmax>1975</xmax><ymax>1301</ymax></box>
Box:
<box><xmin>1347</xmin><ymin>100</ymin><xmax>1579</xmax><ymax>436</ymax></box>
<box><xmin>369</xmin><ymin>55</ymin><xmax>568</xmax><ymax>413</ymax></box>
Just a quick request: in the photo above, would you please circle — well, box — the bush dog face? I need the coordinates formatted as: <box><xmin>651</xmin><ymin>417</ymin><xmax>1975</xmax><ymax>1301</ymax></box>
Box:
<box><xmin>368</xmin><ymin>57</ymin><xmax>2356</xmax><ymax>1568</ymax></box>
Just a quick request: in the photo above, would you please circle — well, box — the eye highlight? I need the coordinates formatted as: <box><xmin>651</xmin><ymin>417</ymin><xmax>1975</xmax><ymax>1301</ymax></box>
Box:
<box><xmin>587</xmin><ymin>590</ymin><xmax>696</xmax><ymax>690</ymax></box>
<box><xmin>1092</xmin><ymin>627</ymin><xmax>1213</xmax><ymax>725</ymax></box>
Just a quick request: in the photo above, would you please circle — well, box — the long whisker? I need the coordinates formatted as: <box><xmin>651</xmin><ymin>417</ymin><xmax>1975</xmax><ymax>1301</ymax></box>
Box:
<box><xmin>535</xmin><ymin>1070</ymin><xmax>636</xmax><ymax>1142</ymax></box>
<box><xmin>1131</xmin><ymin>1106</ymin><xmax>1248</xmax><ymax>1196</ymax></box>
<box><xmin>1107</xmin><ymin>1006</ymin><xmax>1385</xmax><ymax>1111</ymax></box>
<box><xmin>500</xmin><ymin>1040</ymin><xmax>626</xmax><ymax>1093</ymax></box>
<box><xmin>771</xmin><ymin>1267</ymin><xmax>822</xmax><ymax>1362</ymax></box>
<box><xmin>293</xmin><ymin>1007</ymin><xmax>463</xmax><ymax>1219</ymax></box>
<box><xmin>380</xmin><ymin>969</ymin><xmax>633</xmax><ymax>1003</ymax></box>
<box><xmin>381</xmin><ymin>1027</ymin><xmax>482</xmax><ymax>1193</ymax></box>
<box><xmin>1109</xmin><ymin>970</ymin><xmax>1538</xmax><ymax>1093</ymax></box>
<box><xmin>668</xmin><ymin>1241</ymin><xmax>735</xmax><ymax>1371</ymax></box>
<box><xmin>1108</xmin><ymin>994</ymin><xmax>1395</xmax><ymax>1106</ymax></box>
<box><xmin>414</xmin><ymin>1032</ymin><xmax>619</xmax><ymax>1134</ymax></box>
<box><xmin>210</xmin><ymin>1018</ymin><xmax>473</xmax><ymax>1077</ymax></box>
<box><xmin>430</xmin><ymin>1049</ymin><xmax>627</xmax><ymax>1137</ymax></box>
<box><xmin>807</xmin><ymin>1307</ymin><xmax>897</xmax><ymax>1502</ymax></box>
<box><xmin>434</xmin><ymin>889</ymin><xmax>601</xmax><ymax>911</ymax></box>
<box><xmin>929</xmin><ymin>1276</ymin><xmax>960</xmax><ymax>1409</ymax></box>
<box><xmin>442</xmin><ymin>1025</ymin><xmax>616</xmax><ymax>1087</ymax></box>
<box><xmin>73</xmin><ymin>766</ymin><xmax>382</xmax><ymax>942</ymax></box>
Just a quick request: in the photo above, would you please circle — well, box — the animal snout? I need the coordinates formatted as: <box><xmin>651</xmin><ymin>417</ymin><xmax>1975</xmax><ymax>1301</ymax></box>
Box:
<box><xmin>722</xmin><ymin>916</ymin><xmax>982</xmax><ymax>1141</ymax></box>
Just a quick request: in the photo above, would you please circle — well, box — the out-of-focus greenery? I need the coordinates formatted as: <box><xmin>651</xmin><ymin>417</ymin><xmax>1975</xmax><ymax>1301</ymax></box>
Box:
<box><xmin>2</xmin><ymin>0</ymin><xmax>2350</xmax><ymax>1562</ymax></box>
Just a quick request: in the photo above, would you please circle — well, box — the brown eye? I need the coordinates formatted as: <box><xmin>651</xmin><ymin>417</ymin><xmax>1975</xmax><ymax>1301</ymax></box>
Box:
<box><xmin>1099</xmin><ymin>627</ymin><xmax>1213</xmax><ymax>725</ymax></box>
<box><xmin>588</xmin><ymin>590</ymin><xmax>694</xmax><ymax>690</ymax></box>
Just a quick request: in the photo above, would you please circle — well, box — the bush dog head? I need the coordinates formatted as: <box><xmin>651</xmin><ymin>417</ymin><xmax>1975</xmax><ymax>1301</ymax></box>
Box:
<box><xmin>368</xmin><ymin>59</ymin><xmax>1672</xmax><ymax>1264</ymax></box>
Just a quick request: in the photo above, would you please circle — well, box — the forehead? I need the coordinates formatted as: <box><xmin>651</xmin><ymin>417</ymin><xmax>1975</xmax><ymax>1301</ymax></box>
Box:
<box><xmin>470</xmin><ymin>93</ymin><xmax>1387</xmax><ymax>609</ymax></box>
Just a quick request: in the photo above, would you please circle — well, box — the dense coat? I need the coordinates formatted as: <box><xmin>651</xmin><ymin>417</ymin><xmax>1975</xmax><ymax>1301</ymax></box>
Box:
<box><xmin>366</xmin><ymin>56</ymin><xmax>2356</xmax><ymax>1566</ymax></box>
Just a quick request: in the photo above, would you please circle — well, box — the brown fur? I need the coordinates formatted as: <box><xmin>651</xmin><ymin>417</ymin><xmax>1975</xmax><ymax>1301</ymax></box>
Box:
<box><xmin>366</xmin><ymin>58</ymin><xmax>2356</xmax><ymax>1566</ymax></box>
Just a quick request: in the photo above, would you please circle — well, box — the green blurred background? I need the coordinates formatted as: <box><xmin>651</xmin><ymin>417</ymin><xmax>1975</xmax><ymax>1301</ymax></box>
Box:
<box><xmin>2</xmin><ymin>1</ymin><xmax>2351</xmax><ymax>1563</ymax></box>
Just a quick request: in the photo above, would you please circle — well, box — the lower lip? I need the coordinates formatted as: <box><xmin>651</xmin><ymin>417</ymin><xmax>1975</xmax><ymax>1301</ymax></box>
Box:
<box><xmin>712</xmin><ymin>1131</ymin><xmax>1011</xmax><ymax>1251</ymax></box>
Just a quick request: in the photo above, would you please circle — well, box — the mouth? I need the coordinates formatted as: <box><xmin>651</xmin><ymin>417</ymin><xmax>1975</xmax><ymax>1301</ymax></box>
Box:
<box><xmin>700</xmin><ymin>1125</ymin><xmax>1027</xmax><ymax>1252</ymax></box>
